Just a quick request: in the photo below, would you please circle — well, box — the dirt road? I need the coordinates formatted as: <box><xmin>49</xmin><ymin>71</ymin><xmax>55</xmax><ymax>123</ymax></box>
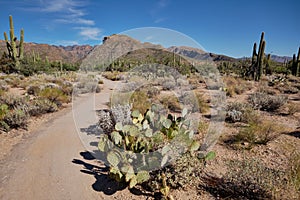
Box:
<box><xmin>0</xmin><ymin>78</ymin><xmax>142</xmax><ymax>200</ymax></box>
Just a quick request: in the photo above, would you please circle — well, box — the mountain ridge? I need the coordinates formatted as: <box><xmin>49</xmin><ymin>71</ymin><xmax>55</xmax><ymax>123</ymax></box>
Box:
<box><xmin>0</xmin><ymin>35</ymin><xmax>292</xmax><ymax>64</ymax></box>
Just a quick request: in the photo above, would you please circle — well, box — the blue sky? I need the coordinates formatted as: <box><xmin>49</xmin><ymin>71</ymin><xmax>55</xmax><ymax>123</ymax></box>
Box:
<box><xmin>0</xmin><ymin>0</ymin><xmax>299</xmax><ymax>58</ymax></box>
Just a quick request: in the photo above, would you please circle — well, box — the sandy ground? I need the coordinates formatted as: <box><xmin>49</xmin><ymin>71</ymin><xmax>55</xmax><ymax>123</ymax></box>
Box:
<box><xmin>0</xmin><ymin>78</ymin><xmax>145</xmax><ymax>200</ymax></box>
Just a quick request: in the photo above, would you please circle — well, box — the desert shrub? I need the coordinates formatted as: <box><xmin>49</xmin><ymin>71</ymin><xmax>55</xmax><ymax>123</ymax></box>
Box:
<box><xmin>278</xmin><ymin>85</ymin><xmax>299</xmax><ymax>94</ymax></box>
<box><xmin>111</xmin><ymin>104</ymin><xmax>132</xmax><ymax>125</ymax></box>
<box><xmin>226</xmin><ymin>120</ymin><xmax>283</xmax><ymax>149</ymax></box>
<box><xmin>146</xmin><ymin>152</ymin><xmax>205</xmax><ymax>192</ymax></box>
<box><xmin>137</xmin><ymin>85</ymin><xmax>160</xmax><ymax>98</ymax></box>
<box><xmin>28</xmin><ymin>99</ymin><xmax>58</xmax><ymax>116</ymax></box>
<box><xmin>199</xmin><ymin>159</ymin><xmax>286</xmax><ymax>199</ymax></box>
<box><xmin>0</xmin><ymin>104</ymin><xmax>9</xmax><ymax>120</ymax></box>
<box><xmin>176</xmin><ymin>78</ymin><xmax>189</xmax><ymax>87</ymax></box>
<box><xmin>223</xmin><ymin>76</ymin><xmax>252</xmax><ymax>97</ymax></box>
<box><xmin>180</xmin><ymin>91</ymin><xmax>209</xmax><ymax>113</ymax></box>
<box><xmin>130</xmin><ymin>90</ymin><xmax>151</xmax><ymax>114</ymax></box>
<box><xmin>248</xmin><ymin>92</ymin><xmax>287</xmax><ymax>112</ymax></box>
<box><xmin>162</xmin><ymin>80</ymin><xmax>176</xmax><ymax>90</ymax></box>
<box><xmin>0</xmin><ymin>93</ymin><xmax>29</xmax><ymax>109</ymax></box>
<box><xmin>225</xmin><ymin>102</ymin><xmax>257</xmax><ymax>123</ymax></box>
<box><xmin>160</xmin><ymin>94</ymin><xmax>181</xmax><ymax>112</ymax></box>
<box><xmin>61</xmin><ymin>82</ymin><xmax>74</xmax><ymax>96</ymax></box>
<box><xmin>0</xmin><ymin>80</ymin><xmax>9</xmax><ymax>91</ymax></box>
<box><xmin>73</xmin><ymin>82</ymin><xmax>100</xmax><ymax>95</ymax></box>
<box><xmin>102</xmin><ymin>71</ymin><xmax>121</xmax><ymax>81</ymax></box>
<box><xmin>287</xmin><ymin>102</ymin><xmax>300</xmax><ymax>115</ymax></box>
<box><xmin>198</xmin><ymin>121</ymin><xmax>209</xmax><ymax>135</ymax></box>
<box><xmin>288</xmin><ymin>152</ymin><xmax>300</xmax><ymax>194</ymax></box>
<box><xmin>2</xmin><ymin>107</ymin><xmax>29</xmax><ymax>130</ymax></box>
<box><xmin>27</xmin><ymin>84</ymin><xmax>43</xmax><ymax>95</ymax></box>
<box><xmin>38</xmin><ymin>87</ymin><xmax>70</xmax><ymax>106</ymax></box>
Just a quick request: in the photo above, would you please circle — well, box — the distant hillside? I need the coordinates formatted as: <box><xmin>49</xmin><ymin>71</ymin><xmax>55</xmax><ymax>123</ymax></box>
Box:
<box><xmin>270</xmin><ymin>55</ymin><xmax>292</xmax><ymax>63</ymax></box>
<box><xmin>107</xmin><ymin>47</ymin><xmax>194</xmax><ymax>74</ymax></box>
<box><xmin>1</xmin><ymin>35</ymin><xmax>292</xmax><ymax>67</ymax></box>
<box><xmin>81</xmin><ymin>34</ymin><xmax>163</xmax><ymax>69</ymax></box>
<box><xmin>0</xmin><ymin>40</ymin><xmax>94</xmax><ymax>63</ymax></box>
<box><xmin>168</xmin><ymin>46</ymin><xmax>237</xmax><ymax>63</ymax></box>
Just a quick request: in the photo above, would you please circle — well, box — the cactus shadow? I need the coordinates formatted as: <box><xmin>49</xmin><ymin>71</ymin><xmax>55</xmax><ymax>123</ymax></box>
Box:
<box><xmin>72</xmin><ymin>151</ymin><xmax>126</xmax><ymax>195</ymax></box>
<box><xmin>286</xmin><ymin>130</ymin><xmax>300</xmax><ymax>138</ymax></box>
<box><xmin>72</xmin><ymin>151</ymin><xmax>157</xmax><ymax>198</ymax></box>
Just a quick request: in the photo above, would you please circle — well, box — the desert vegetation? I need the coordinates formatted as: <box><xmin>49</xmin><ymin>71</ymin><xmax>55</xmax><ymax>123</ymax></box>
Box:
<box><xmin>1</xmin><ymin>15</ymin><xmax>300</xmax><ymax>200</ymax></box>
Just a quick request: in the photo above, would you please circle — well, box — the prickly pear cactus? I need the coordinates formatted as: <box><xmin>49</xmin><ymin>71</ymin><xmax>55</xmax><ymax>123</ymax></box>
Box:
<box><xmin>97</xmin><ymin>105</ymin><xmax>201</xmax><ymax>189</ymax></box>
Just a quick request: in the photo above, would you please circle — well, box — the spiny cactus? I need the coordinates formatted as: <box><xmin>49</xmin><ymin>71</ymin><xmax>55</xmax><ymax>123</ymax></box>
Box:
<box><xmin>3</xmin><ymin>15</ymin><xmax>24</xmax><ymax>63</ymax></box>
<box><xmin>97</xmin><ymin>105</ymin><xmax>201</xmax><ymax>189</ymax></box>
<box><xmin>291</xmin><ymin>47</ymin><xmax>300</xmax><ymax>76</ymax></box>
<box><xmin>265</xmin><ymin>54</ymin><xmax>271</xmax><ymax>75</ymax></box>
<box><xmin>250</xmin><ymin>32</ymin><xmax>266</xmax><ymax>81</ymax></box>
<box><xmin>19</xmin><ymin>29</ymin><xmax>24</xmax><ymax>59</ymax></box>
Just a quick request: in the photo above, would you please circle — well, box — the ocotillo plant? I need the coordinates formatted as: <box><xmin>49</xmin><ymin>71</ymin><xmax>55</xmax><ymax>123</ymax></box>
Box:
<box><xmin>3</xmin><ymin>15</ymin><xmax>24</xmax><ymax>63</ymax></box>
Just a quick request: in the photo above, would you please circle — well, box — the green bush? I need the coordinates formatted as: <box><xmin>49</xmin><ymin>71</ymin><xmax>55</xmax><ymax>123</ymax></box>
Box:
<box><xmin>226</xmin><ymin>120</ymin><xmax>284</xmax><ymax>149</ymax></box>
<box><xmin>38</xmin><ymin>87</ymin><xmax>70</xmax><ymax>106</ymax></box>
<box><xmin>3</xmin><ymin>108</ymin><xmax>29</xmax><ymax>130</ymax></box>
<box><xmin>28</xmin><ymin>99</ymin><xmax>58</xmax><ymax>116</ymax></box>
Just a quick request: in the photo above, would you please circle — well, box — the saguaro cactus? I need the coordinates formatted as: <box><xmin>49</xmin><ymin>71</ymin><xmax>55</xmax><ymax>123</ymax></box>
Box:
<box><xmin>265</xmin><ymin>54</ymin><xmax>271</xmax><ymax>75</ymax></box>
<box><xmin>251</xmin><ymin>32</ymin><xmax>266</xmax><ymax>81</ymax></box>
<box><xmin>256</xmin><ymin>32</ymin><xmax>266</xmax><ymax>81</ymax></box>
<box><xmin>9</xmin><ymin>15</ymin><xmax>18</xmax><ymax>61</ymax></box>
<box><xmin>292</xmin><ymin>47</ymin><xmax>300</xmax><ymax>76</ymax></box>
<box><xmin>19</xmin><ymin>29</ymin><xmax>24</xmax><ymax>59</ymax></box>
<box><xmin>3</xmin><ymin>15</ymin><xmax>24</xmax><ymax>62</ymax></box>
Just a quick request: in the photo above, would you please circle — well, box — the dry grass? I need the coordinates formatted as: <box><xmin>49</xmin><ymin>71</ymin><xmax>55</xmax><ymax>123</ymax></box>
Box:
<box><xmin>224</xmin><ymin>120</ymin><xmax>285</xmax><ymax>149</ymax></box>
<box><xmin>223</xmin><ymin>76</ymin><xmax>252</xmax><ymax>97</ymax></box>
<box><xmin>159</xmin><ymin>94</ymin><xmax>181</xmax><ymax>112</ymax></box>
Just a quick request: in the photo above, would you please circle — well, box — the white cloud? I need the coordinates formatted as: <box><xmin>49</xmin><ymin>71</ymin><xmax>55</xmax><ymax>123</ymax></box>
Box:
<box><xmin>40</xmin><ymin>0</ymin><xmax>82</xmax><ymax>12</ymax></box>
<box><xmin>151</xmin><ymin>0</ymin><xmax>169</xmax><ymax>23</ymax></box>
<box><xmin>26</xmin><ymin>0</ymin><xmax>101</xmax><ymax>41</ymax></box>
<box><xmin>154</xmin><ymin>18</ymin><xmax>166</xmax><ymax>23</ymax></box>
<box><xmin>55</xmin><ymin>18</ymin><xmax>95</xmax><ymax>26</ymax></box>
<box><xmin>158</xmin><ymin>0</ymin><xmax>168</xmax><ymax>8</ymax></box>
<box><xmin>35</xmin><ymin>0</ymin><xmax>96</xmax><ymax>26</ymax></box>
<box><xmin>75</xmin><ymin>27</ymin><xmax>101</xmax><ymax>40</ymax></box>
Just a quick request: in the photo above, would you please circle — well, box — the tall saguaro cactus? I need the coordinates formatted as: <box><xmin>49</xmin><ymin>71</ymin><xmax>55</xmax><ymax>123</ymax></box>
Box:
<box><xmin>251</xmin><ymin>32</ymin><xmax>266</xmax><ymax>81</ymax></box>
<box><xmin>19</xmin><ymin>29</ymin><xmax>24</xmax><ymax>59</ymax></box>
<box><xmin>3</xmin><ymin>15</ymin><xmax>24</xmax><ymax>63</ymax></box>
<box><xmin>256</xmin><ymin>32</ymin><xmax>266</xmax><ymax>81</ymax></box>
<box><xmin>292</xmin><ymin>47</ymin><xmax>300</xmax><ymax>76</ymax></box>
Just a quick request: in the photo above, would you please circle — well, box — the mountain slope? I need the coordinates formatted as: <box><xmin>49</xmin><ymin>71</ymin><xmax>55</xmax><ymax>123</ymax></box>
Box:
<box><xmin>0</xmin><ymin>40</ymin><xmax>94</xmax><ymax>63</ymax></box>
